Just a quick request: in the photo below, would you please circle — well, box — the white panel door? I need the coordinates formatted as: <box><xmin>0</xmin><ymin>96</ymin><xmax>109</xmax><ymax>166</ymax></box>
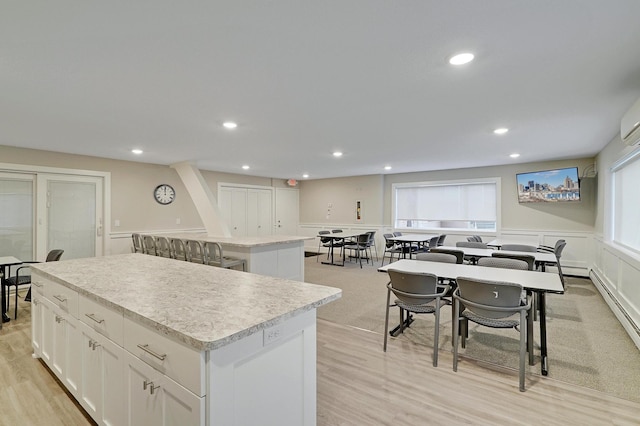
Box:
<box><xmin>275</xmin><ymin>188</ymin><xmax>299</xmax><ymax>236</ymax></box>
<box><xmin>248</xmin><ymin>189</ymin><xmax>273</xmax><ymax>237</ymax></box>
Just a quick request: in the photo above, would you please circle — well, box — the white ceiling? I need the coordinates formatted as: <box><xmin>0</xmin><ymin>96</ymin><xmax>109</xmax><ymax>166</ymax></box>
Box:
<box><xmin>3</xmin><ymin>1</ymin><xmax>640</xmax><ymax>180</ymax></box>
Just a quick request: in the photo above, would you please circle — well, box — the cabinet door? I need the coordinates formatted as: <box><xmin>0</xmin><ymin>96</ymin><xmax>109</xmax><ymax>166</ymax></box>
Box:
<box><xmin>80</xmin><ymin>327</ymin><xmax>101</xmax><ymax>420</ymax></box>
<box><xmin>80</xmin><ymin>323</ymin><xmax>124</xmax><ymax>426</ymax></box>
<box><xmin>125</xmin><ymin>352</ymin><xmax>162</xmax><ymax>426</ymax></box>
<box><xmin>124</xmin><ymin>352</ymin><xmax>203</xmax><ymax>426</ymax></box>
<box><xmin>31</xmin><ymin>296</ymin><xmax>43</xmax><ymax>355</ymax></box>
<box><xmin>39</xmin><ymin>299</ymin><xmax>54</xmax><ymax>364</ymax></box>
<box><xmin>62</xmin><ymin>312</ymin><xmax>82</xmax><ymax>398</ymax></box>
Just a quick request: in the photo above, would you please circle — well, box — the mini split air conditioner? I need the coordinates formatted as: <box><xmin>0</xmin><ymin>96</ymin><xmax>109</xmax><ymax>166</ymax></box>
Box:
<box><xmin>621</xmin><ymin>96</ymin><xmax>640</xmax><ymax>146</ymax></box>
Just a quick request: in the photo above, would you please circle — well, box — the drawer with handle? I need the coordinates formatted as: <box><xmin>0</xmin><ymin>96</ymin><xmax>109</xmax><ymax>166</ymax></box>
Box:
<box><xmin>40</xmin><ymin>276</ymin><xmax>79</xmax><ymax>318</ymax></box>
<box><xmin>123</xmin><ymin>317</ymin><xmax>205</xmax><ymax>397</ymax></box>
<box><xmin>79</xmin><ymin>295</ymin><xmax>124</xmax><ymax>346</ymax></box>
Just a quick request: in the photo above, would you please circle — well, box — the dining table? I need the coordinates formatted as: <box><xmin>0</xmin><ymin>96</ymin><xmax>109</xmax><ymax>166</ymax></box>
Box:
<box><xmin>438</xmin><ymin>245</ymin><xmax>558</xmax><ymax>271</ymax></box>
<box><xmin>388</xmin><ymin>233</ymin><xmax>440</xmax><ymax>258</ymax></box>
<box><xmin>318</xmin><ymin>232</ymin><xmax>362</xmax><ymax>266</ymax></box>
<box><xmin>0</xmin><ymin>256</ymin><xmax>22</xmax><ymax>326</ymax></box>
<box><xmin>486</xmin><ymin>238</ymin><xmax>540</xmax><ymax>249</ymax></box>
<box><xmin>378</xmin><ymin>259</ymin><xmax>564</xmax><ymax>376</ymax></box>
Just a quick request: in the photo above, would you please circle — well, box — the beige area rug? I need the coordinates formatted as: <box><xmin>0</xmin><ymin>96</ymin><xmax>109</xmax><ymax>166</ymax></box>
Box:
<box><xmin>305</xmin><ymin>255</ymin><xmax>640</xmax><ymax>403</ymax></box>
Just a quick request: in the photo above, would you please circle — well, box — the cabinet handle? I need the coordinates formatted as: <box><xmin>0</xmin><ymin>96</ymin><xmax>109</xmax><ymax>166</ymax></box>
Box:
<box><xmin>55</xmin><ymin>315</ymin><xmax>63</xmax><ymax>323</ymax></box>
<box><xmin>53</xmin><ymin>294</ymin><xmax>67</xmax><ymax>303</ymax></box>
<box><xmin>143</xmin><ymin>379</ymin><xmax>151</xmax><ymax>390</ymax></box>
<box><xmin>92</xmin><ymin>341</ymin><xmax>101</xmax><ymax>350</ymax></box>
<box><xmin>84</xmin><ymin>313</ymin><xmax>105</xmax><ymax>324</ymax></box>
<box><xmin>137</xmin><ymin>344</ymin><xmax>167</xmax><ymax>361</ymax></box>
<box><xmin>33</xmin><ymin>299</ymin><xmax>39</xmax><ymax>306</ymax></box>
<box><xmin>150</xmin><ymin>383</ymin><xmax>161</xmax><ymax>395</ymax></box>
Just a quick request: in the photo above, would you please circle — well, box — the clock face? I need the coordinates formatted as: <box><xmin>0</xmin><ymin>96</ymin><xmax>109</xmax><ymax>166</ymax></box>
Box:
<box><xmin>154</xmin><ymin>184</ymin><xmax>175</xmax><ymax>205</ymax></box>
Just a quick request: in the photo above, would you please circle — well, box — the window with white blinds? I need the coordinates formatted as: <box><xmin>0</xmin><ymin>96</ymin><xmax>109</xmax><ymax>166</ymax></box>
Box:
<box><xmin>393</xmin><ymin>178</ymin><xmax>499</xmax><ymax>231</ymax></box>
<box><xmin>612</xmin><ymin>149</ymin><xmax>640</xmax><ymax>253</ymax></box>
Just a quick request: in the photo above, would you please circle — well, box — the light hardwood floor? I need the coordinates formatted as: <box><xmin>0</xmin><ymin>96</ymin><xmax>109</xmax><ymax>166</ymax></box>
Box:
<box><xmin>2</xmin><ymin>290</ymin><xmax>639</xmax><ymax>425</ymax></box>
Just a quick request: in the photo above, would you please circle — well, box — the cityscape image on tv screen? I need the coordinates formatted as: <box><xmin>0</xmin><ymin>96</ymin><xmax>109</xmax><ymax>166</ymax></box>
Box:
<box><xmin>516</xmin><ymin>167</ymin><xmax>580</xmax><ymax>203</ymax></box>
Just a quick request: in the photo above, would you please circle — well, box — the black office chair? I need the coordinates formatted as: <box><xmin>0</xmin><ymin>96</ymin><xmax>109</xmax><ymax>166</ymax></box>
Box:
<box><xmin>5</xmin><ymin>249</ymin><xmax>64</xmax><ymax>319</ymax></box>
<box><xmin>317</xmin><ymin>231</ymin><xmax>332</xmax><ymax>262</ymax></box>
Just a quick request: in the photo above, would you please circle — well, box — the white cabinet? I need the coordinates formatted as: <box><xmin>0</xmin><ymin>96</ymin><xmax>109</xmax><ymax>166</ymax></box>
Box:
<box><xmin>124</xmin><ymin>351</ymin><xmax>204</xmax><ymax>426</ymax></box>
<box><xmin>79</xmin><ymin>322</ymin><xmax>124</xmax><ymax>426</ymax></box>
<box><xmin>46</xmin><ymin>298</ymin><xmax>82</xmax><ymax>399</ymax></box>
<box><xmin>31</xmin><ymin>294</ymin><xmax>44</xmax><ymax>356</ymax></box>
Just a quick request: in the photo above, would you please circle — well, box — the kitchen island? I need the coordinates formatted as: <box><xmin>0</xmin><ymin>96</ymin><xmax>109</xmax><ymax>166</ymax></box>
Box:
<box><xmin>156</xmin><ymin>232</ymin><xmax>313</xmax><ymax>281</ymax></box>
<box><xmin>30</xmin><ymin>253</ymin><xmax>341</xmax><ymax>425</ymax></box>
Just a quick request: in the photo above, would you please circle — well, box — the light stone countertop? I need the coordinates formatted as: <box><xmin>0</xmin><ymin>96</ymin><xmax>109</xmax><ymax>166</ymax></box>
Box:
<box><xmin>158</xmin><ymin>232</ymin><xmax>313</xmax><ymax>247</ymax></box>
<box><xmin>31</xmin><ymin>253</ymin><xmax>341</xmax><ymax>351</ymax></box>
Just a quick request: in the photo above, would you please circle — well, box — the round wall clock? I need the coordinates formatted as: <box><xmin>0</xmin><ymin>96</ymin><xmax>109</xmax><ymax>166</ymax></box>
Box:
<box><xmin>153</xmin><ymin>184</ymin><xmax>175</xmax><ymax>205</ymax></box>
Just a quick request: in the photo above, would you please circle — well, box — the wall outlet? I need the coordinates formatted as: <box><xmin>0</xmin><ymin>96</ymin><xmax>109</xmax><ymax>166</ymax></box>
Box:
<box><xmin>114</xmin><ymin>219</ymin><xmax>120</xmax><ymax>227</ymax></box>
<box><xmin>176</xmin><ymin>218</ymin><xmax>181</xmax><ymax>225</ymax></box>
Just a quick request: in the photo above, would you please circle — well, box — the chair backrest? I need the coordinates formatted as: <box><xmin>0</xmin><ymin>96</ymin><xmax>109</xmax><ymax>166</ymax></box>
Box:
<box><xmin>383</xmin><ymin>233</ymin><xmax>396</xmax><ymax>249</ymax></box>
<box><xmin>355</xmin><ymin>233</ymin><xmax>370</xmax><ymax>246</ymax></box>
<box><xmin>415</xmin><ymin>252</ymin><xmax>457</xmax><ymax>263</ymax></box>
<box><xmin>478</xmin><ymin>257</ymin><xmax>528</xmax><ymax>270</ymax></box>
<box><xmin>131</xmin><ymin>233</ymin><xmax>144</xmax><ymax>253</ymax></box>
<box><xmin>185</xmin><ymin>239</ymin><xmax>206</xmax><ymax>264</ymax></box>
<box><xmin>456</xmin><ymin>241</ymin><xmax>488</xmax><ymax>249</ymax></box>
<box><xmin>46</xmin><ymin>249</ymin><xmax>64</xmax><ymax>262</ymax></box>
<box><xmin>467</xmin><ymin>235</ymin><xmax>482</xmax><ymax>242</ymax></box>
<box><xmin>428</xmin><ymin>236</ymin><xmax>439</xmax><ymax>248</ymax></box>
<box><xmin>429</xmin><ymin>248</ymin><xmax>464</xmax><ymax>264</ymax></box>
<box><xmin>555</xmin><ymin>240</ymin><xmax>566</xmax><ymax>259</ymax></box>
<box><xmin>366</xmin><ymin>231</ymin><xmax>376</xmax><ymax>247</ymax></box>
<box><xmin>491</xmin><ymin>252</ymin><xmax>535</xmax><ymax>270</ymax></box>
<box><xmin>142</xmin><ymin>235</ymin><xmax>157</xmax><ymax>255</ymax></box>
<box><xmin>393</xmin><ymin>232</ymin><xmax>402</xmax><ymax>237</ymax></box>
<box><xmin>436</xmin><ymin>234</ymin><xmax>446</xmax><ymax>246</ymax></box>
<box><xmin>387</xmin><ymin>269</ymin><xmax>439</xmax><ymax>305</ymax></box>
<box><xmin>170</xmin><ymin>238</ymin><xmax>189</xmax><ymax>261</ymax></box>
<box><xmin>203</xmin><ymin>241</ymin><xmax>223</xmax><ymax>266</ymax></box>
<box><xmin>155</xmin><ymin>236</ymin><xmax>172</xmax><ymax>258</ymax></box>
<box><xmin>332</xmin><ymin>229</ymin><xmax>343</xmax><ymax>233</ymax></box>
<box><xmin>456</xmin><ymin>276</ymin><xmax>523</xmax><ymax>319</ymax></box>
<box><xmin>501</xmin><ymin>244</ymin><xmax>537</xmax><ymax>252</ymax></box>
<box><xmin>318</xmin><ymin>230</ymin><xmax>332</xmax><ymax>243</ymax></box>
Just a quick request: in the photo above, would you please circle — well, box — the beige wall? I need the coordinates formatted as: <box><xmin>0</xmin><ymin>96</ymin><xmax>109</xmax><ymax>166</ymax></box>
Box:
<box><xmin>0</xmin><ymin>145</ymin><xmax>274</xmax><ymax>233</ymax></box>
<box><xmin>298</xmin><ymin>174</ymin><xmax>384</xmax><ymax>225</ymax></box>
<box><xmin>300</xmin><ymin>157</ymin><xmax>597</xmax><ymax>233</ymax></box>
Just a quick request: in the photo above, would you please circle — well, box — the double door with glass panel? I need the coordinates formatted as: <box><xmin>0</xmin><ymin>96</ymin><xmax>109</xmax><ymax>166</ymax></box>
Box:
<box><xmin>0</xmin><ymin>172</ymin><xmax>103</xmax><ymax>261</ymax></box>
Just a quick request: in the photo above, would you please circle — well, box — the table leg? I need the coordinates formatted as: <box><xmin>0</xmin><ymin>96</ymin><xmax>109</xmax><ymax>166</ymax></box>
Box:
<box><xmin>539</xmin><ymin>291</ymin><xmax>548</xmax><ymax>375</ymax></box>
<box><xmin>1</xmin><ymin>266</ymin><xmax>10</xmax><ymax>323</ymax></box>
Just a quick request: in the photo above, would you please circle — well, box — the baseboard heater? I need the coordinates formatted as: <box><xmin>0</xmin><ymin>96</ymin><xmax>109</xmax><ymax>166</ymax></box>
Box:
<box><xmin>589</xmin><ymin>269</ymin><xmax>640</xmax><ymax>339</ymax></box>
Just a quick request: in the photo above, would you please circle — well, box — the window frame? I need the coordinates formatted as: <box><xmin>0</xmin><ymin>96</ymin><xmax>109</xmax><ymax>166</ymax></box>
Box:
<box><xmin>611</xmin><ymin>147</ymin><xmax>640</xmax><ymax>254</ymax></box>
<box><xmin>391</xmin><ymin>177</ymin><xmax>501</xmax><ymax>233</ymax></box>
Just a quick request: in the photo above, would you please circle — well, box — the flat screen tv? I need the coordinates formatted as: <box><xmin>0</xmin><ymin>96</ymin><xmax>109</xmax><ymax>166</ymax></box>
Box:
<box><xmin>516</xmin><ymin>167</ymin><xmax>580</xmax><ymax>203</ymax></box>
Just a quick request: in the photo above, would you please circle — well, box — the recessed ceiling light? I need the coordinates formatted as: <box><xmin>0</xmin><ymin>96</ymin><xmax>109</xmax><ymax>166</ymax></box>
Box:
<box><xmin>448</xmin><ymin>52</ymin><xmax>474</xmax><ymax>65</ymax></box>
<box><xmin>384</xmin><ymin>166</ymin><xmax>392</xmax><ymax>170</ymax></box>
<box><xmin>242</xmin><ymin>165</ymin><xmax>250</xmax><ymax>170</ymax></box>
<box><xmin>333</xmin><ymin>151</ymin><xmax>343</xmax><ymax>157</ymax></box>
<box><xmin>302</xmin><ymin>174</ymin><xmax>309</xmax><ymax>178</ymax></box>
<box><xmin>494</xmin><ymin>128</ymin><xmax>509</xmax><ymax>135</ymax></box>
<box><xmin>223</xmin><ymin>121</ymin><xmax>237</xmax><ymax>129</ymax></box>
<box><xmin>510</xmin><ymin>153</ymin><xmax>520</xmax><ymax>158</ymax></box>
<box><xmin>131</xmin><ymin>149</ymin><xmax>143</xmax><ymax>155</ymax></box>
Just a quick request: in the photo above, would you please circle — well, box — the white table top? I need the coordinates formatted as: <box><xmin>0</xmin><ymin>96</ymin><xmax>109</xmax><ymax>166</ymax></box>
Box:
<box><xmin>388</xmin><ymin>234</ymin><xmax>439</xmax><ymax>243</ymax></box>
<box><xmin>438</xmin><ymin>246</ymin><xmax>557</xmax><ymax>264</ymax></box>
<box><xmin>159</xmin><ymin>232</ymin><xmax>313</xmax><ymax>247</ymax></box>
<box><xmin>0</xmin><ymin>256</ymin><xmax>22</xmax><ymax>266</ymax></box>
<box><xmin>486</xmin><ymin>238</ymin><xmax>539</xmax><ymax>248</ymax></box>
<box><xmin>379</xmin><ymin>259</ymin><xmax>563</xmax><ymax>293</ymax></box>
<box><xmin>318</xmin><ymin>232</ymin><xmax>363</xmax><ymax>239</ymax></box>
